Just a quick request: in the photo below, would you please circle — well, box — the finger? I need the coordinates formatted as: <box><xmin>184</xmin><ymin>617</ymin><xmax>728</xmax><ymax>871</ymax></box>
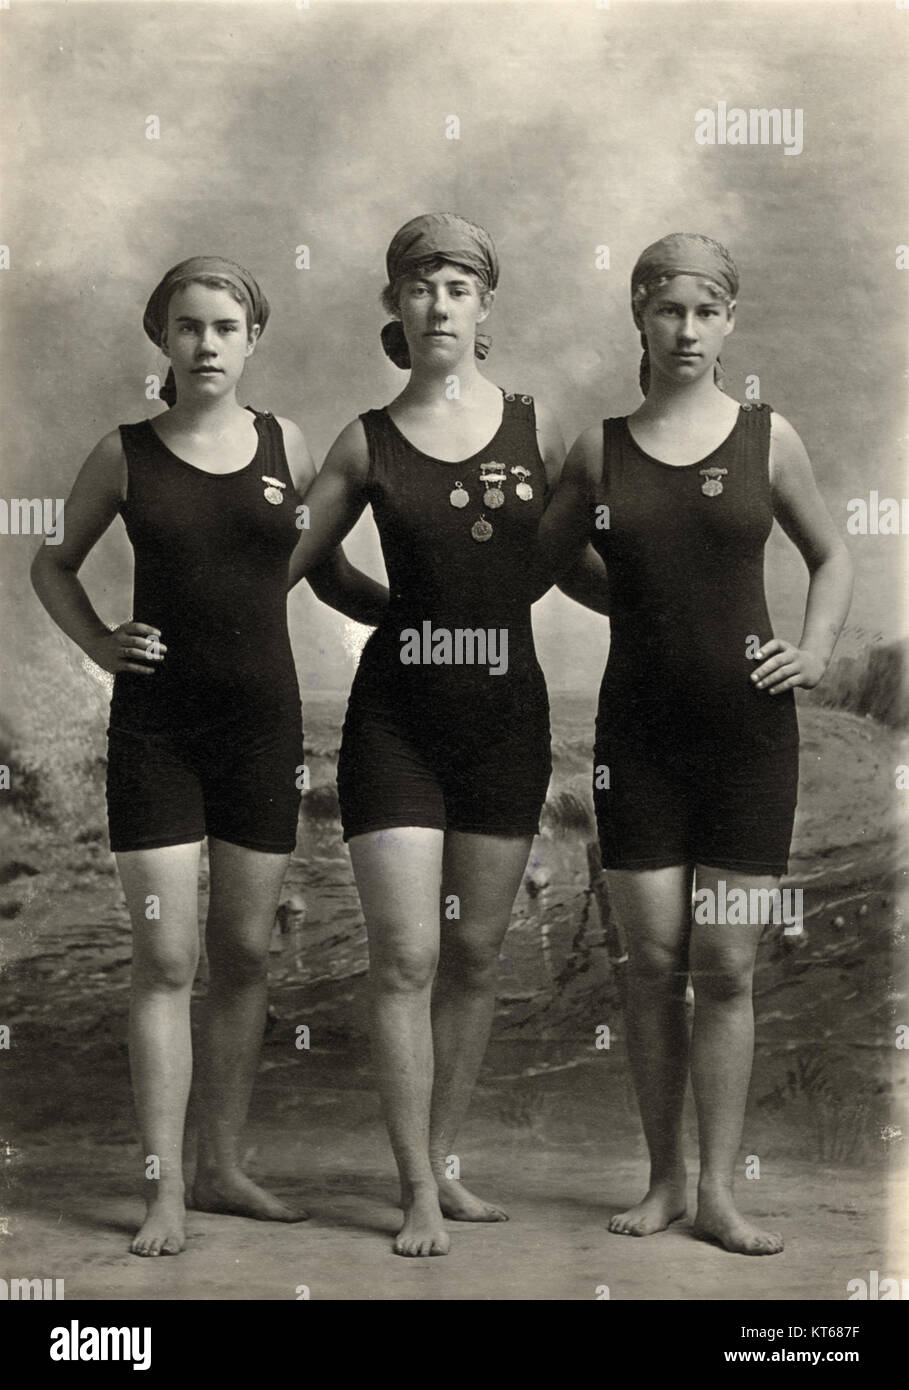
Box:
<box><xmin>761</xmin><ymin>663</ymin><xmax>799</xmax><ymax>689</ymax></box>
<box><xmin>751</xmin><ymin>652</ymin><xmax>793</xmax><ymax>683</ymax></box>
<box><xmin>125</xmin><ymin>622</ymin><xmax>163</xmax><ymax>638</ymax></box>
<box><xmin>753</xmin><ymin>638</ymin><xmax>784</xmax><ymax>661</ymax></box>
<box><xmin>120</xmin><ymin>660</ymin><xmax>157</xmax><ymax>675</ymax></box>
<box><xmin>769</xmin><ymin>674</ymin><xmax>802</xmax><ymax>693</ymax></box>
<box><xmin>120</xmin><ymin>636</ymin><xmax>166</xmax><ymax>657</ymax></box>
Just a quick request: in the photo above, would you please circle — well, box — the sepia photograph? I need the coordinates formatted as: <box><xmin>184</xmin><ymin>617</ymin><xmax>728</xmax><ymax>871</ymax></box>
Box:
<box><xmin>1</xmin><ymin>0</ymin><xmax>907</xmax><ymax>1341</ymax></box>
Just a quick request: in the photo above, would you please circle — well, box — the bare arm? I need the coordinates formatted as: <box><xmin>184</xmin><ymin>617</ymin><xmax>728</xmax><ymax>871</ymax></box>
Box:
<box><xmin>532</xmin><ymin>424</ymin><xmax>604</xmax><ymax>603</ymax></box>
<box><xmin>278</xmin><ymin>417</ymin><xmax>388</xmax><ymax>626</ymax></box>
<box><xmin>30</xmin><ymin>430</ymin><xmax>164</xmax><ymax>674</ymax></box>
<box><xmin>751</xmin><ymin>412</ymin><xmax>854</xmax><ymax>694</ymax></box>
<box><xmin>556</xmin><ymin>543</ymin><xmax>610</xmax><ymax>616</ymax></box>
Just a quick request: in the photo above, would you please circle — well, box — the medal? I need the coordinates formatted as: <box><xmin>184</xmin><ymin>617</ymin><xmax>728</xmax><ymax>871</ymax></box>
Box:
<box><xmin>262</xmin><ymin>474</ymin><xmax>287</xmax><ymax>505</ymax></box>
<box><xmin>479</xmin><ymin>462</ymin><xmax>506</xmax><ymax>510</ymax></box>
<box><xmin>471</xmin><ymin>516</ymin><xmax>493</xmax><ymax>543</ymax></box>
<box><xmin>511</xmin><ymin>466</ymin><xmax>533</xmax><ymax>501</ymax></box>
<box><xmin>699</xmin><ymin>466</ymin><xmax>728</xmax><ymax>497</ymax></box>
<box><xmin>449</xmin><ymin>482</ymin><xmax>469</xmax><ymax>508</ymax></box>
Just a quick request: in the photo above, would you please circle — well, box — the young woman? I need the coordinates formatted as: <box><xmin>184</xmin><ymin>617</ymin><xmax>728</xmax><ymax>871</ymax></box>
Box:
<box><xmin>540</xmin><ymin>233</ymin><xmax>853</xmax><ymax>1255</ymax></box>
<box><xmin>31</xmin><ymin>256</ymin><xmax>386</xmax><ymax>1256</ymax></box>
<box><xmin>284</xmin><ymin>213</ymin><xmax>607</xmax><ymax>1256</ymax></box>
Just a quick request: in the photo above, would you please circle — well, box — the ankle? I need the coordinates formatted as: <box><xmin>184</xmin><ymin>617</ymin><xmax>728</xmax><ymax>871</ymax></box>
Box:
<box><xmin>697</xmin><ymin>1172</ymin><xmax>734</xmax><ymax>1199</ymax></box>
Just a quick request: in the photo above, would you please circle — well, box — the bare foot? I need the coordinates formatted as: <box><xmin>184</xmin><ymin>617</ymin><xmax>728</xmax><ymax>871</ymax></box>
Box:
<box><xmin>608</xmin><ymin>1173</ymin><xmax>688</xmax><ymax>1237</ymax></box>
<box><xmin>190</xmin><ymin>1169</ymin><xmax>309</xmax><ymax>1222</ymax></box>
<box><xmin>394</xmin><ymin>1184</ymin><xmax>450</xmax><ymax>1257</ymax></box>
<box><xmin>693</xmin><ymin>1186</ymin><xmax>784</xmax><ymax>1255</ymax></box>
<box><xmin>131</xmin><ymin>1187</ymin><xmax>186</xmax><ymax>1257</ymax></box>
<box><xmin>436</xmin><ymin>1176</ymin><xmax>508</xmax><ymax>1222</ymax></box>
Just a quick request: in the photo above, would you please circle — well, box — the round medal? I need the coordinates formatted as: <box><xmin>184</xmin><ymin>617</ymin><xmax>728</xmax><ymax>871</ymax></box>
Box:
<box><xmin>483</xmin><ymin>487</ymin><xmax>505</xmax><ymax>509</ymax></box>
<box><xmin>516</xmin><ymin>481</ymin><xmax>533</xmax><ymax>501</ymax></box>
<box><xmin>263</xmin><ymin>487</ymin><xmax>284</xmax><ymax>505</ymax></box>
<box><xmin>471</xmin><ymin>517</ymin><xmax>493</xmax><ymax>543</ymax></box>
<box><xmin>449</xmin><ymin>484</ymin><xmax>469</xmax><ymax>509</ymax></box>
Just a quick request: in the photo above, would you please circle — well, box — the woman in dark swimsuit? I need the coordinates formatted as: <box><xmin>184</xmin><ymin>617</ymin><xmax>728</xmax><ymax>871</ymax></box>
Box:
<box><xmin>540</xmin><ymin>233</ymin><xmax>853</xmax><ymax>1254</ymax></box>
<box><xmin>285</xmin><ymin>214</ymin><xmax>606</xmax><ymax>1256</ymax></box>
<box><xmin>31</xmin><ymin>257</ymin><xmax>386</xmax><ymax>1256</ymax></box>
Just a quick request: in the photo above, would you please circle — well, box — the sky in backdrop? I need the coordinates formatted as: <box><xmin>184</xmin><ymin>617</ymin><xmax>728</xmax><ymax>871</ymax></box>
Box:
<box><xmin>1</xmin><ymin>0</ymin><xmax>906</xmax><ymax>724</ymax></box>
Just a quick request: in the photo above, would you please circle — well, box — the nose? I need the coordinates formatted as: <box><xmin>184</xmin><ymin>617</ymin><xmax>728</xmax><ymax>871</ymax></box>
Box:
<box><xmin>678</xmin><ymin>313</ymin><xmax>698</xmax><ymax>342</ymax></box>
<box><xmin>430</xmin><ymin>293</ymin><xmax>450</xmax><ymax>321</ymax></box>
<box><xmin>197</xmin><ymin>327</ymin><xmax>218</xmax><ymax>355</ymax></box>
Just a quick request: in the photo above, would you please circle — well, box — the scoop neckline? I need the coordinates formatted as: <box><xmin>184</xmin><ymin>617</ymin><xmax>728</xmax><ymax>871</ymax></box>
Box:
<box><xmin>623</xmin><ymin>406</ymin><xmax>743</xmax><ymax>470</ymax></box>
<box><xmin>382</xmin><ymin>388</ymin><xmax>509</xmax><ymax>466</ymax></box>
<box><xmin>145</xmin><ymin>408</ymin><xmax>263</xmax><ymax>477</ymax></box>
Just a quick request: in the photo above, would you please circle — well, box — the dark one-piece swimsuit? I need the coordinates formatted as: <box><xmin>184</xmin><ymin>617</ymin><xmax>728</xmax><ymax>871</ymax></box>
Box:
<box><xmin>336</xmin><ymin>390</ymin><xmax>553</xmax><ymax>841</ymax></box>
<box><xmin>106</xmin><ymin>408</ymin><xmax>304</xmax><ymax>855</ymax></box>
<box><xmin>590</xmin><ymin>401</ymin><xmax>799</xmax><ymax>876</ymax></box>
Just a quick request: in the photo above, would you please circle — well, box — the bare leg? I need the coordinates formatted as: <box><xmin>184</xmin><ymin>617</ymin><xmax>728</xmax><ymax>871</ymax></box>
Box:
<box><xmin>690</xmin><ymin>866</ymin><xmax>784</xmax><ymax>1255</ymax></box>
<box><xmin>607</xmin><ymin>866</ymin><xmax>692</xmax><ymax>1237</ymax></box>
<box><xmin>429</xmin><ymin>831</ymin><xmax>533</xmax><ymax>1221</ymax></box>
<box><xmin>118</xmin><ymin>843</ymin><xmax>202</xmax><ymax>1256</ymax></box>
<box><xmin>191</xmin><ymin>838</ymin><xmax>307</xmax><ymax>1221</ymax></box>
<box><xmin>348</xmin><ymin>827</ymin><xmax>449</xmax><ymax>1257</ymax></box>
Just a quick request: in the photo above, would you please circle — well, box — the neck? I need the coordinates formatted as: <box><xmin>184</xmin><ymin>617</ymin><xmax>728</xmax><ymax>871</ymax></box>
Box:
<box><xmin>640</xmin><ymin>369</ymin><xmax>726</xmax><ymax>418</ymax></box>
<box><xmin>399</xmin><ymin>351</ymin><xmax>487</xmax><ymax>405</ymax></box>
<box><xmin>166</xmin><ymin>389</ymin><xmax>244</xmax><ymax>430</ymax></box>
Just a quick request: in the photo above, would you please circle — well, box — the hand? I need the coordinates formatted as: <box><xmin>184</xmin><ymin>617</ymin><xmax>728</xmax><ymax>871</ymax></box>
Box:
<box><xmin>87</xmin><ymin>621</ymin><xmax>166</xmax><ymax>676</ymax></box>
<box><xmin>750</xmin><ymin>639</ymin><xmax>825</xmax><ymax>694</ymax></box>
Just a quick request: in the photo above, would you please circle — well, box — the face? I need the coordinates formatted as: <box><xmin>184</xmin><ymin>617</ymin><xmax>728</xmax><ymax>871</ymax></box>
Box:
<box><xmin>396</xmin><ymin>264</ymin><xmax>491</xmax><ymax>366</ymax></box>
<box><xmin>161</xmin><ymin>282</ymin><xmax>260</xmax><ymax>401</ymax></box>
<box><xmin>640</xmin><ymin>275</ymin><xmax>735</xmax><ymax>386</ymax></box>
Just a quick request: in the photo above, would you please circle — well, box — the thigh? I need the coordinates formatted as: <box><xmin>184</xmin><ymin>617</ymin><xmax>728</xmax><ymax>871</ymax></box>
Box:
<box><xmin>337</xmin><ymin>701</ymin><xmax>447</xmax><ymax>841</ymax></box>
<box><xmin>115</xmin><ymin>842</ymin><xmax>202</xmax><ymax>971</ymax></box>
<box><xmin>437</xmin><ymin>677</ymin><xmax>551</xmax><ymax>839</ymax></box>
<box><xmin>691</xmin><ymin>743</ymin><xmax>799</xmax><ymax>878</ymax></box>
<box><xmin>605</xmin><ymin>865</ymin><xmax>694</xmax><ymax>971</ymax></box>
<box><xmin>197</xmin><ymin>712</ymin><xmax>303</xmax><ymax>856</ymax></box>
<box><xmin>594</xmin><ymin>730</ymin><xmax>691</xmax><ymax>871</ymax></box>
<box><xmin>348</xmin><ymin>827</ymin><xmax>445</xmax><ymax>969</ymax></box>
<box><xmin>440</xmin><ymin>831</ymin><xmax>533</xmax><ymax>957</ymax></box>
<box><xmin>206</xmin><ymin>838</ymin><xmax>291</xmax><ymax>954</ymax></box>
<box><xmin>689</xmin><ymin>865</ymin><xmax>778</xmax><ymax>981</ymax></box>
<box><xmin>106</xmin><ymin>725</ymin><xmax>205</xmax><ymax>853</ymax></box>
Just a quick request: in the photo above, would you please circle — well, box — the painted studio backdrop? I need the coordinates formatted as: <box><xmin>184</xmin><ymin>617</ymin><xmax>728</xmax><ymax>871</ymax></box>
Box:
<box><xmin>1</xmin><ymin>0</ymin><xmax>907</xmax><ymax>1301</ymax></box>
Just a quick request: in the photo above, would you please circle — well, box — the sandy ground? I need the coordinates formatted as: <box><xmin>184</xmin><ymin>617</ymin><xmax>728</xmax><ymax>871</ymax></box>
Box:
<box><xmin>4</xmin><ymin>1097</ymin><xmax>904</xmax><ymax>1302</ymax></box>
<box><xmin>2</xmin><ymin>704</ymin><xmax>908</xmax><ymax>1300</ymax></box>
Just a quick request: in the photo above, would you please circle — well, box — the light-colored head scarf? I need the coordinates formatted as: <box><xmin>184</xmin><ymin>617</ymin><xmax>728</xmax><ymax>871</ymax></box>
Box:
<box><xmin>381</xmin><ymin>213</ymin><xmax>498</xmax><ymax>369</ymax></box>
<box><xmin>143</xmin><ymin>256</ymin><xmax>269</xmax><ymax>406</ymax></box>
<box><xmin>630</xmin><ymin>233</ymin><xmax>738</xmax><ymax>393</ymax></box>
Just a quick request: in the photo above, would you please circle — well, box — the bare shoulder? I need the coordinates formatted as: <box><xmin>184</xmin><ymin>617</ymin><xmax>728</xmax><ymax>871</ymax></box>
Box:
<box><xmin>323</xmin><ymin>416</ymin><xmax>371</xmax><ymax>479</ymax></box>
<box><xmin>274</xmin><ymin>415</ymin><xmax>307</xmax><ymax>447</ymax></box>
<box><xmin>82</xmin><ymin>427</ymin><xmax>128</xmax><ymax>497</ymax></box>
<box><xmin>769</xmin><ymin>409</ymin><xmax>809</xmax><ymax>460</ymax></box>
<box><xmin>768</xmin><ymin>409</ymin><xmax>812</xmax><ymax>486</ymax></box>
<box><xmin>566</xmin><ymin>422</ymin><xmax>605</xmax><ymax>484</ymax></box>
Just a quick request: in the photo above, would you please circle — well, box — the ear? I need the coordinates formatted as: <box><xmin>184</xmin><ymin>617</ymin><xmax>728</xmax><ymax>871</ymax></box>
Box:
<box><xmin>477</xmin><ymin>288</ymin><xmax>495</xmax><ymax>325</ymax></box>
<box><xmin>246</xmin><ymin>323</ymin><xmax>262</xmax><ymax>355</ymax></box>
<box><xmin>723</xmin><ymin>301</ymin><xmax>736</xmax><ymax>338</ymax></box>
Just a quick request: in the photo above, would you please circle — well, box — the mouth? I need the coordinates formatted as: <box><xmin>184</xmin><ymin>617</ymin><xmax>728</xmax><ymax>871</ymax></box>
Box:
<box><xmin>673</xmin><ymin>352</ymin><xmax>701</xmax><ymax>359</ymax></box>
<box><xmin>425</xmin><ymin>331</ymin><xmax>455</xmax><ymax>339</ymax></box>
<box><xmin>192</xmin><ymin>366</ymin><xmax>224</xmax><ymax>374</ymax></box>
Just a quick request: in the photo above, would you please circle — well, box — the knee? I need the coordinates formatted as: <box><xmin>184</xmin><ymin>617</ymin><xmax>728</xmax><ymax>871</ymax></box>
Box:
<box><xmin>628</xmin><ymin>941</ymin><xmax>687</xmax><ymax>990</ymax></box>
<box><xmin>134</xmin><ymin>941</ymin><xmax>199</xmax><ymax>991</ymax></box>
<box><xmin>372</xmin><ymin>941</ymin><xmax>438</xmax><ymax>995</ymax></box>
<box><xmin>206</xmin><ymin>929</ymin><xmax>271</xmax><ymax>984</ymax></box>
<box><xmin>439</xmin><ymin>930</ymin><xmax>502</xmax><ymax>990</ymax></box>
<box><xmin>691</xmin><ymin>960</ymin><xmax>754</xmax><ymax>1004</ymax></box>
